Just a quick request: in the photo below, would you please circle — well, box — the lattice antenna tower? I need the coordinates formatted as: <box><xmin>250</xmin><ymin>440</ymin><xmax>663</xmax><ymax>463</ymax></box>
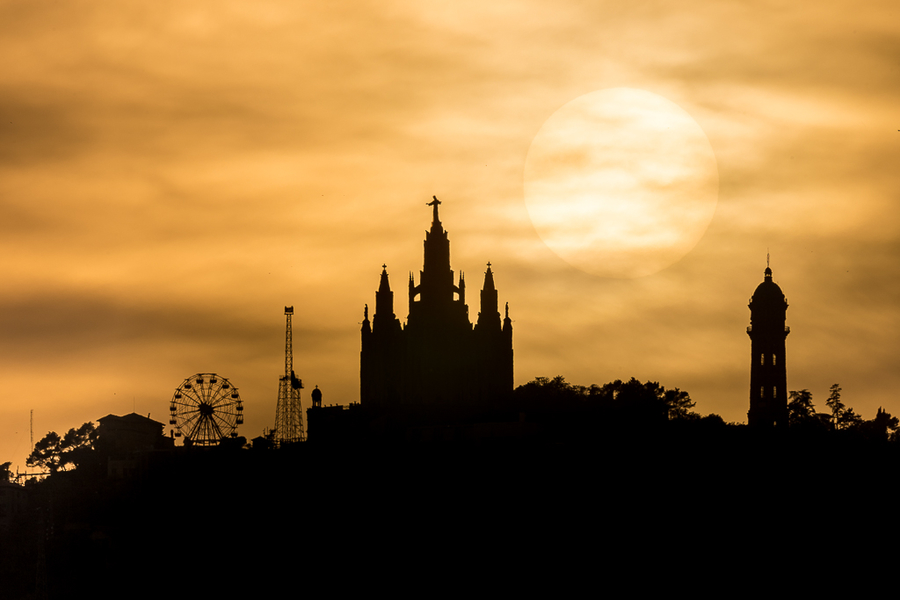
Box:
<box><xmin>275</xmin><ymin>306</ymin><xmax>305</xmax><ymax>444</ymax></box>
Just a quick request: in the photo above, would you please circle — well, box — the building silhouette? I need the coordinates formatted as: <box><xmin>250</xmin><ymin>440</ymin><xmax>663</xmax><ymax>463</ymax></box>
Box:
<box><xmin>95</xmin><ymin>413</ymin><xmax>174</xmax><ymax>478</ymax></box>
<box><xmin>0</xmin><ymin>480</ymin><xmax>27</xmax><ymax>532</ymax></box>
<box><xmin>360</xmin><ymin>198</ymin><xmax>513</xmax><ymax>411</ymax></box>
<box><xmin>747</xmin><ymin>263</ymin><xmax>789</xmax><ymax>427</ymax></box>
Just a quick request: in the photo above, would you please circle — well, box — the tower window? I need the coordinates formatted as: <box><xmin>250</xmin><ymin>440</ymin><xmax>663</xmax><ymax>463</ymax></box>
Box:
<box><xmin>773</xmin><ymin>355</ymin><xmax>777</xmax><ymax>366</ymax></box>
<box><xmin>760</xmin><ymin>354</ymin><xmax>765</xmax><ymax>366</ymax></box>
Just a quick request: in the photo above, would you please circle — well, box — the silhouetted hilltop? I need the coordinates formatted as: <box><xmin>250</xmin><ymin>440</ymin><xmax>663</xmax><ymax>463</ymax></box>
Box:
<box><xmin>6</xmin><ymin>394</ymin><xmax>900</xmax><ymax>600</ymax></box>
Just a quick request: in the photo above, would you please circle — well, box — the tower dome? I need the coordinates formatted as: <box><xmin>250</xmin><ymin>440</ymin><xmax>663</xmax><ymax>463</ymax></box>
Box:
<box><xmin>751</xmin><ymin>267</ymin><xmax>786</xmax><ymax>305</ymax></box>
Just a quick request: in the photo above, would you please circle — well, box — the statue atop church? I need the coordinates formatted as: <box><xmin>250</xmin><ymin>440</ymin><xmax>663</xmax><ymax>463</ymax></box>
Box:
<box><xmin>427</xmin><ymin>194</ymin><xmax>441</xmax><ymax>213</ymax></box>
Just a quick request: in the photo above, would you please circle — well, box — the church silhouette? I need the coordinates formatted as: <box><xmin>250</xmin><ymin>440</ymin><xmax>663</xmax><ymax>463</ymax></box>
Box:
<box><xmin>360</xmin><ymin>198</ymin><xmax>513</xmax><ymax>411</ymax></box>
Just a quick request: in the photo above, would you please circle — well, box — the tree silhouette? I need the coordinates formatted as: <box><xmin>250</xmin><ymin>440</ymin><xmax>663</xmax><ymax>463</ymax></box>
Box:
<box><xmin>837</xmin><ymin>407</ymin><xmax>863</xmax><ymax>431</ymax></box>
<box><xmin>61</xmin><ymin>422</ymin><xmax>98</xmax><ymax>468</ymax></box>
<box><xmin>663</xmin><ymin>387</ymin><xmax>696</xmax><ymax>420</ymax></box>
<box><xmin>27</xmin><ymin>431</ymin><xmax>63</xmax><ymax>473</ymax></box>
<box><xmin>858</xmin><ymin>407</ymin><xmax>900</xmax><ymax>442</ymax></box>
<box><xmin>824</xmin><ymin>384</ymin><xmax>862</xmax><ymax>430</ymax></box>
<box><xmin>787</xmin><ymin>389</ymin><xmax>816</xmax><ymax>426</ymax></box>
<box><xmin>514</xmin><ymin>376</ymin><xmax>696</xmax><ymax>421</ymax></box>
<box><xmin>0</xmin><ymin>461</ymin><xmax>11</xmax><ymax>483</ymax></box>
<box><xmin>26</xmin><ymin>422</ymin><xmax>96</xmax><ymax>474</ymax></box>
<box><xmin>825</xmin><ymin>384</ymin><xmax>844</xmax><ymax>429</ymax></box>
<box><xmin>610</xmin><ymin>378</ymin><xmax>696</xmax><ymax>419</ymax></box>
<box><xmin>513</xmin><ymin>375</ymin><xmax>584</xmax><ymax>408</ymax></box>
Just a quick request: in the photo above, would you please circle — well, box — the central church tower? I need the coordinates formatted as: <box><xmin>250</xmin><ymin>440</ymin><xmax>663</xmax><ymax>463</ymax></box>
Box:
<box><xmin>361</xmin><ymin>198</ymin><xmax>513</xmax><ymax>410</ymax></box>
<box><xmin>747</xmin><ymin>262</ymin><xmax>789</xmax><ymax>427</ymax></box>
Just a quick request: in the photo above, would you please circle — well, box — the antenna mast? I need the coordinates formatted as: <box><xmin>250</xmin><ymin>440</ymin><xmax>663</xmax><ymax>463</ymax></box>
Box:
<box><xmin>274</xmin><ymin>306</ymin><xmax>305</xmax><ymax>445</ymax></box>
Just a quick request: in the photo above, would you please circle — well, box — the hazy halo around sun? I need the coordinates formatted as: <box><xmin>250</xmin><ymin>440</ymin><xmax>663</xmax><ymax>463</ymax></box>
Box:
<box><xmin>524</xmin><ymin>88</ymin><xmax>719</xmax><ymax>278</ymax></box>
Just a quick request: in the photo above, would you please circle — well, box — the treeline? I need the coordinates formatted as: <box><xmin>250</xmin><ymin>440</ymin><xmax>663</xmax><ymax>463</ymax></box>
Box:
<box><xmin>511</xmin><ymin>375</ymin><xmax>715</xmax><ymax>426</ymax></box>
<box><xmin>787</xmin><ymin>384</ymin><xmax>899</xmax><ymax>442</ymax></box>
<box><xmin>513</xmin><ymin>376</ymin><xmax>900</xmax><ymax>443</ymax></box>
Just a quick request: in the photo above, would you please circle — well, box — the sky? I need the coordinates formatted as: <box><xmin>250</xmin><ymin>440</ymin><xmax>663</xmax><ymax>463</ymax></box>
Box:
<box><xmin>1</xmin><ymin>0</ymin><xmax>899</xmax><ymax>469</ymax></box>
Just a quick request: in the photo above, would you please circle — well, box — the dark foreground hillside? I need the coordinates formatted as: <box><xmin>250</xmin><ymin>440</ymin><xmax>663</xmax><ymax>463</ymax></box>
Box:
<box><xmin>3</xmin><ymin>419</ymin><xmax>898</xmax><ymax>598</ymax></box>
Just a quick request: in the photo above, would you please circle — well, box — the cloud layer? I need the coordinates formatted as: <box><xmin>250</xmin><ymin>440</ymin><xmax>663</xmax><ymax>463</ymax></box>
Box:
<box><xmin>2</xmin><ymin>0</ymin><xmax>898</xmax><ymax>467</ymax></box>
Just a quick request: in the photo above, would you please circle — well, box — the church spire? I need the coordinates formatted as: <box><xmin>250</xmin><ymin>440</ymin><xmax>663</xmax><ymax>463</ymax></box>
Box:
<box><xmin>418</xmin><ymin>196</ymin><xmax>453</xmax><ymax>306</ymax></box>
<box><xmin>483</xmin><ymin>262</ymin><xmax>495</xmax><ymax>292</ymax></box>
<box><xmin>374</xmin><ymin>265</ymin><xmax>395</xmax><ymax>330</ymax></box>
<box><xmin>503</xmin><ymin>301</ymin><xmax>512</xmax><ymax>335</ymax></box>
<box><xmin>476</xmin><ymin>262</ymin><xmax>500</xmax><ymax>330</ymax></box>
<box><xmin>378</xmin><ymin>264</ymin><xmax>391</xmax><ymax>293</ymax></box>
<box><xmin>459</xmin><ymin>271</ymin><xmax>466</xmax><ymax>305</ymax></box>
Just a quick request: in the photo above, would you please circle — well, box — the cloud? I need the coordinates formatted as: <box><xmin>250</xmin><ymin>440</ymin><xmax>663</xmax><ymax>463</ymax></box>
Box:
<box><xmin>1</xmin><ymin>0</ymin><xmax>900</xmax><ymax>467</ymax></box>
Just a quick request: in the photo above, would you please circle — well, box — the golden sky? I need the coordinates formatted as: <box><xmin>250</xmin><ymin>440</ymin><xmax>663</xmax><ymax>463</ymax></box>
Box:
<box><xmin>2</xmin><ymin>1</ymin><xmax>898</xmax><ymax>468</ymax></box>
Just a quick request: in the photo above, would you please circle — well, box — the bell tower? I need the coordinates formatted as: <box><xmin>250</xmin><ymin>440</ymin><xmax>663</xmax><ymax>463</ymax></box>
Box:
<box><xmin>747</xmin><ymin>260</ymin><xmax>789</xmax><ymax>427</ymax></box>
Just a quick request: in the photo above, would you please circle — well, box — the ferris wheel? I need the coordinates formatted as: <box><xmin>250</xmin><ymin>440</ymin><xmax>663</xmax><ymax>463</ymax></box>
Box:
<box><xmin>169</xmin><ymin>373</ymin><xmax>244</xmax><ymax>445</ymax></box>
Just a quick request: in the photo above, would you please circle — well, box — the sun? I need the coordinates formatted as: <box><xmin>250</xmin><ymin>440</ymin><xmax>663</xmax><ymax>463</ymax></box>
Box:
<box><xmin>524</xmin><ymin>88</ymin><xmax>719</xmax><ymax>278</ymax></box>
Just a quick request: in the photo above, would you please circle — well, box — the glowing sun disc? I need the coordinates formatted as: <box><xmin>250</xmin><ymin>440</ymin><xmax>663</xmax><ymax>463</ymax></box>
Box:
<box><xmin>524</xmin><ymin>88</ymin><xmax>719</xmax><ymax>278</ymax></box>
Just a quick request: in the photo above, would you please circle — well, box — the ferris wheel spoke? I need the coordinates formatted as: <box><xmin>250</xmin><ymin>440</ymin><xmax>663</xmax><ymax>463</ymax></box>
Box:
<box><xmin>180</xmin><ymin>406</ymin><xmax>202</xmax><ymax>420</ymax></box>
<box><xmin>211</xmin><ymin>414</ymin><xmax>233</xmax><ymax>436</ymax></box>
<box><xmin>186</xmin><ymin>420</ymin><xmax>202</xmax><ymax>441</ymax></box>
<box><xmin>216</xmin><ymin>408</ymin><xmax>233</xmax><ymax>426</ymax></box>
<box><xmin>209</xmin><ymin>393</ymin><xmax>229</xmax><ymax>409</ymax></box>
<box><xmin>215</xmin><ymin>396</ymin><xmax>235</xmax><ymax>410</ymax></box>
<box><xmin>178</xmin><ymin>407</ymin><xmax>199</xmax><ymax>421</ymax></box>
<box><xmin>215</xmin><ymin>403</ymin><xmax>235</xmax><ymax>416</ymax></box>
<box><xmin>190</xmin><ymin>413</ymin><xmax>211</xmax><ymax>436</ymax></box>
<box><xmin>213</xmin><ymin>386</ymin><xmax>236</xmax><ymax>406</ymax></box>
<box><xmin>176</xmin><ymin>396</ymin><xmax>200</xmax><ymax>411</ymax></box>
<box><xmin>182</xmin><ymin>413</ymin><xmax>202</xmax><ymax>428</ymax></box>
<box><xmin>201</xmin><ymin>418</ymin><xmax>217</xmax><ymax>441</ymax></box>
<box><xmin>201</xmin><ymin>414</ymin><xmax>220</xmax><ymax>440</ymax></box>
<box><xmin>197</xmin><ymin>418</ymin><xmax>212</xmax><ymax>441</ymax></box>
